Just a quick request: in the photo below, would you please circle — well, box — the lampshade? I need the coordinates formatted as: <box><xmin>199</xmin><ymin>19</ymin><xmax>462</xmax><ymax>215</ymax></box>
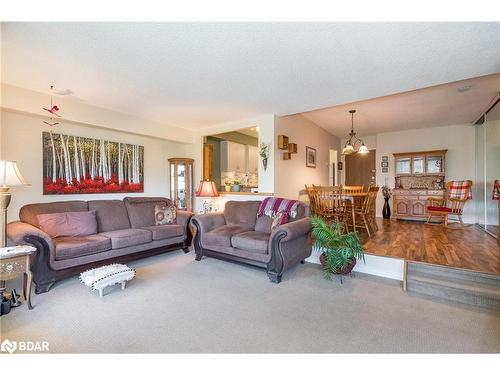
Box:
<box><xmin>358</xmin><ymin>144</ymin><xmax>369</xmax><ymax>154</ymax></box>
<box><xmin>342</xmin><ymin>144</ymin><xmax>355</xmax><ymax>155</ymax></box>
<box><xmin>0</xmin><ymin>160</ymin><xmax>28</xmax><ymax>186</ymax></box>
<box><xmin>196</xmin><ymin>180</ymin><xmax>219</xmax><ymax>197</ymax></box>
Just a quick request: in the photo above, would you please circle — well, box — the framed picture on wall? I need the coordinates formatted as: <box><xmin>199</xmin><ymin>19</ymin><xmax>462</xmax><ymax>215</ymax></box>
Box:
<box><xmin>306</xmin><ymin>146</ymin><xmax>316</xmax><ymax>168</ymax></box>
<box><xmin>381</xmin><ymin>161</ymin><xmax>389</xmax><ymax>168</ymax></box>
<box><xmin>337</xmin><ymin>161</ymin><xmax>343</xmax><ymax>171</ymax></box>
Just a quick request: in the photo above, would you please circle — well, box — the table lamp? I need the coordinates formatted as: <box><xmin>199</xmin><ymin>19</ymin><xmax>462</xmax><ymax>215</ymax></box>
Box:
<box><xmin>195</xmin><ymin>180</ymin><xmax>219</xmax><ymax>213</ymax></box>
<box><xmin>1</xmin><ymin>160</ymin><xmax>28</xmax><ymax>247</ymax></box>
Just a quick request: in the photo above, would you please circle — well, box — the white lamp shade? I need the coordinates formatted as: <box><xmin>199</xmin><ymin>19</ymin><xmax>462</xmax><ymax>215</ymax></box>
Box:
<box><xmin>342</xmin><ymin>144</ymin><xmax>355</xmax><ymax>155</ymax></box>
<box><xmin>358</xmin><ymin>145</ymin><xmax>369</xmax><ymax>154</ymax></box>
<box><xmin>0</xmin><ymin>160</ymin><xmax>28</xmax><ymax>186</ymax></box>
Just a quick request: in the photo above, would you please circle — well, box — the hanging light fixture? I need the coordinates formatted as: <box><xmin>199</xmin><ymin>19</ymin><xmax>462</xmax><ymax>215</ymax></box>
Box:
<box><xmin>342</xmin><ymin>109</ymin><xmax>369</xmax><ymax>155</ymax></box>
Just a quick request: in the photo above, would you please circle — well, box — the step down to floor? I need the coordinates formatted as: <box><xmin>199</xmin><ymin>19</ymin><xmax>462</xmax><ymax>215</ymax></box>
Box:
<box><xmin>405</xmin><ymin>262</ymin><xmax>500</xmax><ymax>311</ymax></box>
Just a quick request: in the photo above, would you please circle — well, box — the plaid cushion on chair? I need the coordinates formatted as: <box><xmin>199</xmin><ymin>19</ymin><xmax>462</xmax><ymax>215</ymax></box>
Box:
<box><xmin>448</xmin><ymin>180</ymin><xmax>472</xmax><ymax>200</ymax></box>
<box><xmin>493</xmin><ymin>180</ymin><xmax>500</xmax><ymax>201</ymax></box>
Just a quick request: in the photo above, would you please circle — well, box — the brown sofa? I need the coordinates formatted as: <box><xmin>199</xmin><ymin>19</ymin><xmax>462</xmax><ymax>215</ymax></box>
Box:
<box><xmin>191</xmin><ymin>200</ymin><xmax>312</xmax><ymax>283</ymax></box>
<box><xmin>7</xmin><ymin>197</ymin><xmax>193</xmax><ymax>294</ymax></box>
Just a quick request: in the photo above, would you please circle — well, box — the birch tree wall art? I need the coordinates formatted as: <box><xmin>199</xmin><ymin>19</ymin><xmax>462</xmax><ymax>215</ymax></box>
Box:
<box><xmin>42</xmin><ymin>132</ymin><xmax>144</xmax><ymax>194</ymax></box>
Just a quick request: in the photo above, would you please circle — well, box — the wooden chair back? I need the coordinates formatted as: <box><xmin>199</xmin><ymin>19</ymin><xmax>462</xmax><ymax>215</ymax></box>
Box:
<box><xmin>361</xmin><ymin>185</ymin><xmax>379</xmax><ymax>214</ymax></box>
<box><xmin>305</xmin><ymin>185</ymin><xmax>318</xmax><ymax>214</ymax></box>
<box><xmin>343</xmin><ymin>185</ymin><xmax>364</xmax><ymax>195</ymax></box>
<box><xmin>312</xmin><ymin>185</ymin><xmax>346</xmax><ymax>220</ymax></box>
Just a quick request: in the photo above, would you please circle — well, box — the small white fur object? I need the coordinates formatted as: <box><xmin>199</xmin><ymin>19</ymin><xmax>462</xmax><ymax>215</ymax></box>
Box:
<box><xmin>79</xmin><ymin>264</ymin><xmax>135</xmax><ymax>297</ymax></box>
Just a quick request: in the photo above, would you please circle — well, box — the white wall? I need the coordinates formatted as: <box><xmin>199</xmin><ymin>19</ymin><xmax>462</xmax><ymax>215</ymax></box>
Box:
<box><xmin>1</xmin><ymin>110</ymin><xmax>186</xmax><ymax>222</ymax></box>
<box><xmin>341</xmin><ymin>124</ymin><xmax>476</xmax><ymax>222</ymax></box>
<box><xmin>274</xmin><ymin>114</ymin><xmax>341</xmax><ymax>201</ymax></box>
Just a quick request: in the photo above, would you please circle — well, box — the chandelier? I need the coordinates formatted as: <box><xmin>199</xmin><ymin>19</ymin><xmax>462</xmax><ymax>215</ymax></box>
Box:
<box><xmin>342</xmin><ymin>109</ymin><xmax>369</xmax><ymax>155</ymax></box>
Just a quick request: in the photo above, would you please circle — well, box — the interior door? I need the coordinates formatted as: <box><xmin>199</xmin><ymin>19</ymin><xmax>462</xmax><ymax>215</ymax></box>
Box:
<box><xmin>345</xmin><ymin>150</ymin><xmax>376</xmax><ymax>187</ymax></box>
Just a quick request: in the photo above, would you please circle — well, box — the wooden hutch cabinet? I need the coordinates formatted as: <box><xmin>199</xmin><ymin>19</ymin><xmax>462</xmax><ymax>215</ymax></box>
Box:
<box><xmin>393</xmin><ymin>150</ymin><xmax>447</xmax><ymax>221</ymax></box>
<box><xmin>168</xmin><ymin>158</ymin><xmax>194</xmax><ymax>212</ymax></box>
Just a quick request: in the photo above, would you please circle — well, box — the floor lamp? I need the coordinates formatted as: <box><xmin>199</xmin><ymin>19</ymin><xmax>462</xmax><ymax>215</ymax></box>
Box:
<box><xmin>1</xmin><ymin>160</ymin><xmax>28</xmax><ymax>248</ymax></box>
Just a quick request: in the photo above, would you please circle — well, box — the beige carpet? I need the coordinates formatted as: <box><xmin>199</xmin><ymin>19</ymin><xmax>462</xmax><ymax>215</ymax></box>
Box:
<box><xmin>1</xmin><ymin>250</ymin><xmax>499</xmax><ymax>353</ymax></box>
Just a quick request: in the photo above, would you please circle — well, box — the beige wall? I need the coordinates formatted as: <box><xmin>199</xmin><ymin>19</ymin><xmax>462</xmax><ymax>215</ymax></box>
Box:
<box><xmin>1</xmin><ymin>110</ymin><xmax>187</xmax><ymax>222</ymax></box>
<box><xmin>274</xmin><ymin>114</ymin><xmax>341</xmax><ymax>201</ymax></box>
<box><xmin>341</xmin><ymin>124</ymin><xmax>476</xmax><ymax>222</ymax></box>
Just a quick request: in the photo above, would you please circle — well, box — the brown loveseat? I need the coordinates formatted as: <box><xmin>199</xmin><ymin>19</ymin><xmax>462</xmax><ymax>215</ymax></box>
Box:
<box><xmin>7</xmin><ymin>197</ymin><xmax>193</xmax><ymax>294</ymax></box>
<box><xmin>191</xmin><ymin>200</ymin><xmax>312</xmax><ymax>283</ymax></box>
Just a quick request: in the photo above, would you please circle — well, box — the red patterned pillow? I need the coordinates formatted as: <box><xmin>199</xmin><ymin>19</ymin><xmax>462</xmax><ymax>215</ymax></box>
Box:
<box><xmin>271</xmin><ymin>211</ymin><xmax>289</xmax><ymax>231</ymax></box>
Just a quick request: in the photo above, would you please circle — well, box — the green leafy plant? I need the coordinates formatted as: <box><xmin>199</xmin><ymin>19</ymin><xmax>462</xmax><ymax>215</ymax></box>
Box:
<box><xmin>311</xmin><ymin>215</ymin><xmax>365</xmax><ymax>279</ymax></box>
<box><xmin>258</xmin><ymin>142</ymin><xmax>270</xmax><ymax>159</ymax></box>
<box><xmin>232</xmin><ymin>180</ymin><xmax>241</xmax><ymax>186</ymax></box>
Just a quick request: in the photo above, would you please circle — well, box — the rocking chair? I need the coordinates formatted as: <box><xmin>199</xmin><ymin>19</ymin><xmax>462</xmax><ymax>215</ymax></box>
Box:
<box><xmin>426</xmin><ymin>180</ymin><xmax>473</xmax><ymax>229</ymax></box>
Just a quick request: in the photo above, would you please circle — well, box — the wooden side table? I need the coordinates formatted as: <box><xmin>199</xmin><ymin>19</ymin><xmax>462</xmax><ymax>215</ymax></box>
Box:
<box><xmin>0</xmin><ymin>246</ymin><xmax>37</xmax><ymax>310</ymax></box>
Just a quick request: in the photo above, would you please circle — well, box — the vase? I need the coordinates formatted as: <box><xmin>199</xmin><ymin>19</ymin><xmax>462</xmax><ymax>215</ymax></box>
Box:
<box><xmin>382</xmin><ymin>197</ymin><xmax>391</xmax><ymax>219</ymax></box>
<box><xmin>262</xmin><ymin>158</ymin><xmax>268</xmax><ymax>171</ymax></box>
<box><xmin>232</xmin><ymin>184</ymin><xmax>241</xmax><ymax>192</ymax></box>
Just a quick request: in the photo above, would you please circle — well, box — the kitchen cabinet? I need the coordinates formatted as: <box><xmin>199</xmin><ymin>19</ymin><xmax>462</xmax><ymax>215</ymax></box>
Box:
<box><xmin>247</xmin><ymin>145</ymin><xmax>258</xmax><ymax>173</ymax></box>
<box><xmin>395</xmin><ymin>156</ymin><xmax>411</xmax><ymax>175</ymax></box>
<box><xmin>221</xmin><ymin>141</ymin><xmax>259</xmax><ymax>174</ymax></box>
<box><xmin>221</xmin><ymin>141</ymin><xmax>246</xmax><ymax>172</ymax></box>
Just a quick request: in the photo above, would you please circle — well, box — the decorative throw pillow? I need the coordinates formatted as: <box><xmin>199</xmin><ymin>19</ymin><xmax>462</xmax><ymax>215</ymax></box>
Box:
<box><xmin>271</xmin><ymin>211</ymin><xmax>289</xmax><ymax>231</ymax></box>
<box><xmin>155</xmin><ymin>204</ymin><xmax>177</xmax><ymax>225</ymax></box>
<box><xmin>37</xmin><ymin>211</ymin><xmax>98</xmax><ymax>238</ymax></box>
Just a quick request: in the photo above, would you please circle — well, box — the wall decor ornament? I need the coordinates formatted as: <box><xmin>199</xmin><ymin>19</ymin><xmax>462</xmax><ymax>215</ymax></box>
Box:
<box><xmin>306</xmin><ymin>146</ymin><xmax>317</xmax><ymax>168</ymax></box>
<box><xmin>258</xmin><ymin>142</ymin><xmax>271</xmax><ymax>171</ymax></box>
<box><xmin>277</xmin><ymin>135</ymin><xmax>289</xmax><ymax>150</ymax></box>
<box><xmin>42</xmin><ymin>132</ymin><xmax>144</xmax><ymax>194</ymax></box>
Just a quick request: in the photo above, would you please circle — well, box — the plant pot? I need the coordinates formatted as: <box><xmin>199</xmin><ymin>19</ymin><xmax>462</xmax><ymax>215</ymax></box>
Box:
<box><xmin>382</xmin><ymin>197</ymin><xmax>391</xmax><ymax>219</ymax></box>
<box><xmin>320</xmin><ymin>253</ymin><xmax>357</xmax><ymax>275</ymax></box>
<box><xmin>231</xmin><ymin>184</ymin><xmax>241</xmax><ymax>192</ymax></box>
<box><xmin>224</xmin><ymin>185</ymin><xmax>231</xmax><ymax>192</ymax></box>
<box><xmin>0</xmin><ymin>298</ymin><xmax>12</xmax><ymax>316</ymax></box>
<box><xmin>262</xmin><ymin>158</ymin><xmax>268</xmax><ymax>171</ymax></box>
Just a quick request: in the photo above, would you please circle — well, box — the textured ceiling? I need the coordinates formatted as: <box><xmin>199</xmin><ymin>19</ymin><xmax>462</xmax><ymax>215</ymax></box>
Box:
<box><xmin>300</xmin><ymin>73</ymin><xmax>500</xmax><ymax>138</ymax></box>
<box><xmin>2</xmin><ymin>22</ymin><xmax>500</xmax><ymax>130</ymax></box>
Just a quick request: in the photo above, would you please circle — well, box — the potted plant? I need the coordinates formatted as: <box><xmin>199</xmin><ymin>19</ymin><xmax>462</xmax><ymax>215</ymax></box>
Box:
<box><xmin>224</xmin><ymin>181</ymin><xmax>232</xmax><ymax>192</ymax></box>
<box><xmin>258</xmin><ymin>142</ymin><xmax>270</xmax><ymax>171</ymax></box>
<box><xmin>231</xmin><ymin>180</ymin><xmax>241</xmax><ymax>192</ymax></box>
<box><xmin>381</xmin><ymin>185</ymin><xmax>392</xmax><ymax>219</ymax></box>
<box><xmin>311</xmin><ymin>216</ymin><xmax>365</xmax><ymax>281</ymax></box>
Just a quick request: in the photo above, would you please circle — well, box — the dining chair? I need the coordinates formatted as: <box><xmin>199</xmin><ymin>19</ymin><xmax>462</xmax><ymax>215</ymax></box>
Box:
<box><xmin>353</xmin><ymin>186</ymin><xmax>379</xmax><ymax>237</ymax></box>
<box><xmin>312</xmin><ymin>185</ymin><xmax>349</xmax><ymax>233</ymax></box>
<box><xmin>305</xmin><ymin>184</ymin><xmax>318</xmax><ymax>215</ymax></box>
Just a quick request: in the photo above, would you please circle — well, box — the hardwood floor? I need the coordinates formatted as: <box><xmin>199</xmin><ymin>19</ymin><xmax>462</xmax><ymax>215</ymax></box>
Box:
<box><xmin>361</xmin><ymin>218</ymin><xmax>500</xmax><ymax>274</ymax></box>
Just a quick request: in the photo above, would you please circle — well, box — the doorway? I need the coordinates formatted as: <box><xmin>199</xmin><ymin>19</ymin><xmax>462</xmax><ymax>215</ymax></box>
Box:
<box><xmin>345</xmin><ymin>150</ymin><xmax>376</xmax><ymax>187</ymax></box>
<box><xmin>329</xmin><ymin>149</ymin><xmax>337</xmax><ymax>186</ymax></box>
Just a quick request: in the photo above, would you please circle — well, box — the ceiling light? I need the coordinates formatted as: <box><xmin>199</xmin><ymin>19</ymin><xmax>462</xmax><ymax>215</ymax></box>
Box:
<box><xmin>342</xmin><ymin>110</ymin><xmax>368</xmax><ymax>155</ymax></box>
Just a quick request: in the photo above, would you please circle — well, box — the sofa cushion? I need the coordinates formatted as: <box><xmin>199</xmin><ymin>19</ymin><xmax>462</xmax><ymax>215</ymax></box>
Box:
<box><xmin>254</xmin><ymin>215</ymin><xmax>273</xmax><ymax>234</ymax></box>
<box><xmin>88</xmin><ymin>200</ymin><xmax>131</xmax><ymax>232</ymax></box>
<box><xmin>224</xmin><ymin>200</ymin><xmax>261</xmax><ymax>229</ymax></box>
<box><xmin>124</xmin><ymin>197</ymin><xmax>173</xmax><ymax>228</ymax></box>
<box><xmin>20</xmin><ymin>200</ymin><xmax>88</xmax><ymax>228</ymax></box>
<box><xmin>37</xmin><ymin>211</ymin><xmax>98</xmax><ymax>238</ymax></box>
<box><xmin>143</xmin><ymin>225</ymin><xmax>184</xmax><ymax>240</ymax></box>
<box><xmin>231</xmin><ymin>231</ymin><xmax>270</xmax><ymax>254</ymax></box>
<box><xmin>54</xmin><ymin>235</ymin><xmax>111</xmax><ymax>260</ymax></box>
<box><xmin>100</xmin><ymin>229</ymin><xmax>153</xmax><ymax>249</ymax></box>
<box><xmin>202</xmin><ymin>225</ymin><xmax>249</xmax><ymax>248</ymax></box>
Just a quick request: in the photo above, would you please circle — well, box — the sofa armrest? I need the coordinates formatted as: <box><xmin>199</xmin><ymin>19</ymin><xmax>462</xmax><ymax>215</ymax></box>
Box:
<box><xmin>269</xmin><ymin>217</ymin><xmax>311</xmax><ymax>243</ymax></box>
<box><xmin>7</xmin><ymin>221</ymin><xmax>55</xmax><ymax>252</ymax></box>
<box><xmin>191</xmin><ymin>213</ymin><xmax>226</xmax><ymax>233</ymax></box>
<box><xmin>7</xmin><ymin>221</ymin><xmax>58</xmax><ymax>293</ymax></box>
<box><xmin>267</xmin><ymin>217</ymin><xmax>312</xmax><ymax>283</ymax></box>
